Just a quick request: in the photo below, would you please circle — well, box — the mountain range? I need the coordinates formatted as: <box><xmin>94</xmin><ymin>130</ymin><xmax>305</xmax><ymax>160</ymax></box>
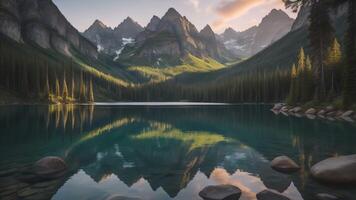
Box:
<box><xmin>83</xmin><ymin>17</ymin><xmax>143</xmax><ymax>55</ymax></box>
<box><xmin>82</xmin><ymin>8</ymin><xmax>295</xmax><ymax>65</ymax></box>
<box><xmin>3</xmin><ymin>0</ymin><xmax>347</xmax><ymax>102</ymax></box>
<box><xmin>219</xmin><ymin>9</ymin><xmax>295</xmax><ymax>58</ymax></box>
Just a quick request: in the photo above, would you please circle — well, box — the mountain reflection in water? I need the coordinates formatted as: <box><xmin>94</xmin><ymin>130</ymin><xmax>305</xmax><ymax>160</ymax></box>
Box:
<box><xmin>0</xmin><ymin>105</ymin><xmax>356</xmax><ymax>200</ymax></box>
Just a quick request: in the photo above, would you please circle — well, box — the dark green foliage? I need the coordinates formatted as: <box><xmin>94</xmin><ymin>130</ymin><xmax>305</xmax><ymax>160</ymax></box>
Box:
<box><xmin>342</xmin><ymin>1</ymin><xmax>356</xmax><ymax>106</ymax></box>
<box><xmin>118</xmin><ymin>67</ymin><xmax>291</xmax><ymax>103</ymax></box>
<box><xmin>309</xmin><ymin>0</ymin><xmax>335</xmax><ymax>101</ymax></box>
<box><xmin>0</xmin><ymin>34</ymin><xmax>125</xmax><ymax>103</ymax></box>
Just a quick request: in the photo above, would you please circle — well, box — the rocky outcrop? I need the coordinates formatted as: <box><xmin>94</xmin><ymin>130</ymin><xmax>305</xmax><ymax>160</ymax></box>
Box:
<box><xmin>271</xmin><ymin>156</ymin><xmax>300</xmax><ymax>173</ymax></box>
<box><xmin>199</xmin><ymin>185</ymin><xmax>242</xmax><ymax>200</ymax></box>
<box><xmin>311</xmin><ymin>154</ymin><xmax>356</xmax><ymax>183</ymax></box>
<box><xmin>0</xmin><ymin>0</ymin><xmax>98</xmax><ymax>59</ymax></box>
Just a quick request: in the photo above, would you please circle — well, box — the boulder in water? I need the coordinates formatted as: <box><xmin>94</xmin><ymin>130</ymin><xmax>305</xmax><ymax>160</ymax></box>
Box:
<box><xmin>273</xmin><ymin>103</ymin><xmax>284</xmax><ymax>111</ymax></box>
<box><xmin>316</xmin><ymin>193</ymin><xmax>339</xmax><ymax>200</ymax></box>
<box><xmin>271</xmin><ymin>156</ymin><xmax>300</xmax><ymax>173</ymax></box>
<box><xmin>199</xmin><ymin>185</ymin><xmax>241</xmax><ymax>200</ymax></box>
<box><xmin>318</xmin><ymin>109</ymin><xmax>326</xmax><ymax>116</ymax></box>
<box><xmin>105</xmin><ymin>195</ymin><xmax>142</xmax><ymax>200</ymax></box>
<box><xmin>281</xmin><ymin>106</ymin><xmax>289</xmax><ymax>112</ymax></box>
<box><xmin>305</xmin><ymin>108</ymin><xmax>316</xmax><ymax>115</ymax></box>
<box><xmin>311</xmin><ymin>154</ymin><xmax>356</xmax><ymax>183</ymax></box>
<box><xmin>256</xmin><ymin>189</ymin><xmax>290</xmax><ymax>200</ymax></box>
<box><xmin>33</xmin><ymin>156</ymin><xmax>67</xmax><ymax>178</ymax></box>
<box><xmin>341</xmin><ymin>110</ymin><xmax>354</xmax><ymax>118</ymax></box>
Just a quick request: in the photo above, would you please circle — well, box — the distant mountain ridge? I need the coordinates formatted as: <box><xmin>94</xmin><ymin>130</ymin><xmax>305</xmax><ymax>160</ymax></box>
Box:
<box><xmin>219</xmin><ymin>9</ymin><xmax>294</xmax><ymax>57</ymax></box>
<box><xmin>83</xmin><ymin>17</ymin><xmax>143</xmax><ymax>55</ymax></box>
<box><xmin>119</xmin><ymin>8</ymin><xmax>233</xmax><ymax>66</ymax></box>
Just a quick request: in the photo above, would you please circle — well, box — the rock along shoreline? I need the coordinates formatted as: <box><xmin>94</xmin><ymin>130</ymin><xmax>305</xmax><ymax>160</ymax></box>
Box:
<box><xmin>271</xmin><ymin>103</ymin><xmax>356</xmax><ymax>122</ymax></box>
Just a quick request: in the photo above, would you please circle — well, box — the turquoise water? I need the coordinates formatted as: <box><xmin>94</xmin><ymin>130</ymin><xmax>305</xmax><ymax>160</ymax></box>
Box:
<box><xmin>0</xmin><ymin>105</ymin><xmax>355</xmax><ymax>200</ymax></box>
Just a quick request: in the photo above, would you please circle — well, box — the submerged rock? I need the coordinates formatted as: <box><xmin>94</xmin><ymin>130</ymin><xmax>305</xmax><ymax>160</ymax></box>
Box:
<box><xmin>316</xmin><ymin>193</ymin><xmax>339</xmax><ymax>200</ymax></box>
<box><xmin>199</xmin><ymin>185</ymin><xmax>241</xmax><ymax>200</ymax></box>
<box><xmin>33</xmin><ymin>156</ymin><xmax>67</xmax><ymax>179</ymax></box>
<box><xmin>106</xmin><ymin>195</ymin><xmax>142</xmax><ymax>200</ymax></box>
<box><xmin>256</xmin><ymin>189</ymin><xmax>290</xmax><ymax>200</ymax></box>
<box><xmin>311</xmin><ymin>154</ymin><xmax>356</xmax><ymax>183</ymax></box>
<box><xmin>271</xmin><ymin>156</ymin><xmax>300</xmax><ymax>173</ymax></box>
<box><xmin>305</xmin><ymin>108</ymin><xmax>316</xmax><ymax>115</ymax></box>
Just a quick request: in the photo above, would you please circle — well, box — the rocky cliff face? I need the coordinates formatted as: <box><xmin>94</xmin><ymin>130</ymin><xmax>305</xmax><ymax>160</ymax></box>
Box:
<box><xmin>0</xmin><ymin>0</ymin><xmax>98</xmax><ymax>59</ymax></box>
<box><xmin>251</xmin><ymin>9</ymin><xmax>294</xmax><ymax>55</ymax></box>
<box><xmin>121</xmin><ymin>8</ymin><xmax>232</xmax><ymax>65</ymax></box>
<box><xmin>219</xmin><ymin>9</ymin><xmax>294</xmax><ymax>57</ymax></box>
<box><xmin>83</xmin><ymin>17</ymin><xmax>143</xmax><ymax>55</ymax></box>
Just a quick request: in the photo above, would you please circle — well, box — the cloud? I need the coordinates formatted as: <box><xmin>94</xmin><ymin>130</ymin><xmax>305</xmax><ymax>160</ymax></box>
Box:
<box><xmin>212</xmin><ymin>0</ymin><xmax>290</xmax><ymax>31</ymax></box>
<box><xmin>213</xmin><ymin>0</ymin><xmax>262</xmax><ymax>29</ymax></box>
<box><xmin>187</xmin><ymin>0</ymin><xmax>200</xmax><ymax>12</ymax></box>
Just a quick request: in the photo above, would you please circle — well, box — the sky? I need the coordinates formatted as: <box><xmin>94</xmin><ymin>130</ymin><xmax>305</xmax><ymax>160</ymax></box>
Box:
<box><xmin>53</xmin><ymin>0</ymin><xmax>297</xmax><ymax>33</ymax></box>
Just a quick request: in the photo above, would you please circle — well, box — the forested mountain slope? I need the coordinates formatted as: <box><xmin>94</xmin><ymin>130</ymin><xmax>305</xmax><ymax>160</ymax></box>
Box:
<box><xmin>171</xmin><ymin>5</ymin><xmax>348</xmax><ymax>86</ymax></box>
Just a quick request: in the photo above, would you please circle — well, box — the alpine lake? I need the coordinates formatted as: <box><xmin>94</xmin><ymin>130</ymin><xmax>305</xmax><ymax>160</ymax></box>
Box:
<box><xmin>0</xmin><ymin>104</ymin><xmax>355</xmax><ymax>200</ymax></box>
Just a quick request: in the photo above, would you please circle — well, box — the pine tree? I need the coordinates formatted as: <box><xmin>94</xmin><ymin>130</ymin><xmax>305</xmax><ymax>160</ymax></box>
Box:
<box><xmin>325</xmin><ymin>38</ymin><xmax>342</xmax><ymax>98</ymax></box>
<box><xmin>21</xmin><ymin>65</ymin><xmax>29</xmax><ymax>97</ymax></box>
<box><xmin>88</xmin><ymin>78</ymin><xmax>94</xmax><ymax>103</ymax></box>
<box><xmin>326</xmin><ymin>38</ymin><xmax>342</xmax><ymax>66</ymax></box>
<box><xmin>342</xmin><ymin>0</ymin><xmax>356</xmax><ymax>106</ymax></box>
<box><xmin>71</xmin><ymin>75</ymin><xmax>75</xmax><ymax>100</ymax></box>
<box><xmin>287</xmin><ymin>64</ymin><xmax>298</xmax><ymax>104</ymax></box>
<box><xmin>296</xmin><ymin>48</ymin><xmax>306</xmax><ymax>102</ymax></box>
<box><xmin>44</xmin><ymin>66</ymin><xmax>50</xmax><ymax>100</ymax></box>
<box><xmin>62</xmin><ymin>73</ymin><xmax>69</xmax><ymax>103</ymax></box>
<box><xmin>79</xmin><ymin>72</ymin><xmax>86</xmax><ymax>102</ymax></box>
<box><xmin>55</xmin><ymin>77</ymin><xmax>60</xmax><ymax>98</ymax></box>
<box><xmin>309</xmin><ymin>0</ymin><xmax>334</xmax><ymax>101</ymax></box>
<box><xmin>302</xmin><ymin>55</ymin><xmax>314</xmax><ymax>102</ymax></box>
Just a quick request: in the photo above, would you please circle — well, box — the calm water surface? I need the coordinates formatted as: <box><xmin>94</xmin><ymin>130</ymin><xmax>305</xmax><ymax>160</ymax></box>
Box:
<box><xmin>0</xmin><ymin>104</ymin><xmax>356</xmax><ymax>200</ymax></box>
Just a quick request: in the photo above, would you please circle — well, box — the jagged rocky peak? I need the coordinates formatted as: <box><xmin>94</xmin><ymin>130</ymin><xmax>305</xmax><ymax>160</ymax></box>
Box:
<box><xmin>114</xmin><ymin>16</ymin><xmax>143</xmax><ymax>38</ymax></box>
<box><xmin>222</xmin><ymin>27</ymin><xmax>239</xmax><ymax>40</ymax></box>
<box><xmin>200</xmin><ymin>25</ymin><xmax>216</xmax><ymax>39</ymax></box>
<box><xmin>92</xmin><ymin>19</ymin><xmax>108</xmax><ymax>29</ymax></box>
<box><xmin>224</xmin><ymin>27</ymin><xmax>238</xmax><ymax>35</ymax></box>
<box><xmin>162</xmin><ymin>7</ymin><xmax>182</xmax><ymax>21</ymax></box>
<box><xmin>115</xmin><ymin>16</ymin><xmax>142</xmax><ymax>29</ymax></box>
<box><xmin>261</xmin><ymin>9</ymin><xmax>293</xmax><ymax>24</ymax></box>
<box><xmin>85</xmin><ymin>19</ymin><xmax>111</xmax><ymax>34</ymax></box>
<box><xmin>146</xmin><ymin>15</ymin><xmax>161</xmax><ymax>31</ymax></box>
